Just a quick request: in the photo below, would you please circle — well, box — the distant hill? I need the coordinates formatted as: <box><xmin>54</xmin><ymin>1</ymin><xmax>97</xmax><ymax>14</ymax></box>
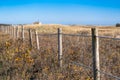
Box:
<box><xmin>0</xmin><ymin>24</ymin><xmax>12</xmax><ymax>26</ymax></box>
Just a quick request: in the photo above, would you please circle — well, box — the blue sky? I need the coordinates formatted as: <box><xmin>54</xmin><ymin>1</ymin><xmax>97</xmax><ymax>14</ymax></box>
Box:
<box><xmin>0</xmin><ymin>0</ymin><xmax>120</xmax><ymax>25</ymax></box>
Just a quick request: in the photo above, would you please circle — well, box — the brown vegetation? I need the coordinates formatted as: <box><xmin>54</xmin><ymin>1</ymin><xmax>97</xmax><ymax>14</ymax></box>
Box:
<box><xmin>0</xmin><ymin>25</ymin><xmax>120</xmax><ymax>80</ymax></box>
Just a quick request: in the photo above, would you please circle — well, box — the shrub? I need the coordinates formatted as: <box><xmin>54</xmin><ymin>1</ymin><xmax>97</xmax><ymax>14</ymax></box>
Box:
<box><xmin>116</xmin><ymin>23</ymin><xmax>120</xmax><ymax>27</ymax></box>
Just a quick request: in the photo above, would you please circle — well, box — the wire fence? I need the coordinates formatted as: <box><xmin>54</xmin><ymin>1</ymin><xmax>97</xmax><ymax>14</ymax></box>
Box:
<box><xmin>98</xmin><ymin>36</ymin><xmax>120</xmax><ymax>80</ymax></box>
<box><xmin>0</xmin><ymin>25</ymin><xmax>120</xmax><ymax>80</ymax></box>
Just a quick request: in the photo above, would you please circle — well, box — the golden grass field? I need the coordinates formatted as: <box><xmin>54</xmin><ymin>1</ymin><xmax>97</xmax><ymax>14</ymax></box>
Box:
<box><xmin>23</xmin><ymin>24</ymin><xmax>120</xmax><ymax>37</ymax></box>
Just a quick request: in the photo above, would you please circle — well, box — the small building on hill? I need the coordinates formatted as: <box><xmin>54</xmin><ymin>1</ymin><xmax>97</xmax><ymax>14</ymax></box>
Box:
<box><xmin>33</xmin><ymin>21</ymin><xmax>42</xmax><ymax>25</ymax></box>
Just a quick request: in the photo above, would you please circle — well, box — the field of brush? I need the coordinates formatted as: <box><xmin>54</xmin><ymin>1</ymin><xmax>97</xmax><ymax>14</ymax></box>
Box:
<box><xmin>0</xmin><ymin>24</ymin><xmax>120</xmax><ymax>80</ymax></box>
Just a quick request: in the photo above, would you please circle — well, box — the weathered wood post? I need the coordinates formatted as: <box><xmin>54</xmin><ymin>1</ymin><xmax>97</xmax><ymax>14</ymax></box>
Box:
<box><xmin>16</xmin><ymin>26</ymin><xmax>19</xmax><ymax>38</ymax></box>
<box><xmin>29</xmin><ymin>29</ymin><xmax>32</xmax><ymax>48</ymax></box>
<box><xmin>13</xmin><ymin>26</ymin><xmax>16</xmax><ymax>39</ymax></box>
<box><xmin>0</xmin><ymin>26</ymin><xmax>1</xmax><ymax>31</ymax></box>
<box><xmin>3</xmin><ymin>26</ymin><xmax>5</xmax><ymax>32</ymax></box>
<box><xmin>22</xmin><ymin>25</ymin><xmax>24</xmax><ymax>41</ymax></box>
<box><xmin>10</xmin><ymin>26</ymin><xmax>13</xmax><ymax>36</ymax></box>
<box><xmin>0</xmin><ymin>26</ymin><xmax>2</xmax><ymax>32</ymax></box>
<box><xmin>7</xmin><ymin>26</ymin><xmax>8</xmax><ymax>34</ymax></box>
<box><xmin>3</xmin><ymin>26</ymin><xmax>5</xmax><ymax>33</ymax></box>
<box><xmin>4</xmin><ymin>26</ymin><xmax>7</xmax><ymax>34</ymax></box>
<box><xmin>1</xmin><ymin>26</ymin><xmax>4</xmax><ymax>32</ymax></box>
<box><xmin>5</xmin><ymin>26</ymin><xmax>7</xmax><ymax>34</ymax></box>
<box><xmin>58</xmin><ymin>28</ymin><xmax>63</xmax><ymax>68</ymax></box>
<box><xmin>35</xmin><ymin>30</ymin><xmax>40</xmax><ymax>50</ymax></box>
<box><xmin>11</xmin><ymin>26</ymin><xmax>14</xmax><ymax>37</ymax></box>
<box><xmin>91</xmin><ymin>28</ymin><xmax>100</xmax><ymax>80</ymax></box>
<box><xmin>6</xmin><ymin>26</ymin><xmax>8</xmax><ymax>34</ymax></box>
<box><xmin>7</xmin><ymin>26</ymin><xmax>9</xmax><ymax>34</ymax></box>
<box><xmin>9</xmin><ymin>26</ymin><xmax>11</xmax><ymax>36</ymax></box>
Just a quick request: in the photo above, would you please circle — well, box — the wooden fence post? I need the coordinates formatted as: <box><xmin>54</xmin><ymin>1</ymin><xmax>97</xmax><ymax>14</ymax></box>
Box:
<box><xmin>1</xmin><ymin>26</ymin><xmax>3</xmax><ymax>32</ymax></box>
<box><xmin>5</xmin><ymin>26</ymin><xmax>7</xmax><ymax>34</ymax></box>
<box><xmin>22</xmin><ymin>25</ymin><xmax>24</xmax><ymax>41</ymax></box>
<box><xmin>3</xmin><ymin>26</ymin><xmax>5</xmax><ymax>33</ymax></box>
<box><xmin>91</xmin><ymin>28</ymin><xmax>100</xmax><ymax>80</ymax></box>
<box><xmin>3</xmin><ymin>26</ymin><xmax>5</xmax><ymax>32</ymax></box>
<box><xmin>10</xmin><ymin>26</ymin><xmax>12</xmax><ymax>36</ymax></box>
<box><xmin>4</xmin><ymin>26</ymin><xmax>7</xmax><ymax>34</ymax></box>
<box><xmin>35</xmin><ymin>30</ymin><xmax>40</xmax><ymax>50</ymax></box>
<box><xmin>9</xmin><ymin>26</ymin><xmax>11</xmax><ymax>36</ymax></box>
<box><xmin>2</xmin><ymin>26</ymin><xmax>4</xmax><ymax>32</ymax></box>
<box><xmin>58</xmin><ymin>28</ymin><xmax>63</xmax><ymax>68</ymax></box>
<box><xmin>9</xmin><ymin>26</ymin><xmax>11</xmax><ymax>35</ymax></box>
<box><xmin>7</xmin><ymin>26</ymin><xmax>8</xmax><ymax>34</ymax></box>
<box><xmin>16</xmin><ymin>26</ymin><xmax>19</xmax><ymax>38</ymax></box>
<box><xmin>6</xmin><ymin>26</ymin><xmax>8</xmax><ymax>34</ymax></box>
<box><xmin>13</xmin><ymin>26</ymin><xmax>16</xmax><ymax>39</ymax></box>
<box><xmin>7</xmin><ymin>26</ymin><xmax>9</xmax><ymax>34</ymax></box>
<box><xmin>12</xmin><ymin>26</ymin><xmax>14</xmax><ymax>37</ymax></box>
<box><xmin>29</xmin><ymin>29</ymin><xmax>32</xmax><ymax>48</ymax></box>
<box><xmin>0</xmin><ymin>26</ymin><xmax>1</xmax><ymax>31</ymax></box>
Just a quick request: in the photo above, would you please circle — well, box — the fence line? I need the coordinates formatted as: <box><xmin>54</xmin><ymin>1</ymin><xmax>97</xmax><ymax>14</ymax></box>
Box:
<box><xmin>37</xmin><ymin>33</ymin><xmax>57</xmax><ymax>36</ymax></box>
<box><xmin>62</xmin><ymin>33</ymin><xmax>91</xmax><ymax>37</ymax></box>
<box><xmin>70</xmin><ymin>61</ymin><xmax>120</xmax><ymax>80</ymax></box>
<box><xmin>98</xmin><ymin>70</ymin><xmax>120</xmax><ymax>80</ymax></box>
<box><xmin>70</xmin><ymin>61</ymin><xmax>93</xmax><ymax>70</ymax></box>
<box><xmin>97</xmin><ymin>36</ymin><xmax>120</xmax><ymax>40</ymax></box>
<box><xmin>0</xmin><ymin>25</ymin><xmax>120</xmax><ymax>80</ymax></box>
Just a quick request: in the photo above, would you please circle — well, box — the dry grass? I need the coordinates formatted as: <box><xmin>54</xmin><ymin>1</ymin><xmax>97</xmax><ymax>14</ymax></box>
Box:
<box><xmin>23</xmin><ymin>24</ymin><xmax>120</xmax><ymax>36</ymax></box>
<box><xmin>0</xmin><ymin>24</ymin><xmax>120</xmax><ymax>80</ymax></box>
<box><xmin>24</xmin><ymin>24</ymin><xmax>91</xmax><ymax>33</ymax></box>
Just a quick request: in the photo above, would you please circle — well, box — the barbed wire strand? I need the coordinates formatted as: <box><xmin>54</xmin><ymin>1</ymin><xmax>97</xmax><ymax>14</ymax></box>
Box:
<box><xmin>70</xmin><ymin>61</ymin><xmax>120</xmax><ymax>80</ymax></box>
